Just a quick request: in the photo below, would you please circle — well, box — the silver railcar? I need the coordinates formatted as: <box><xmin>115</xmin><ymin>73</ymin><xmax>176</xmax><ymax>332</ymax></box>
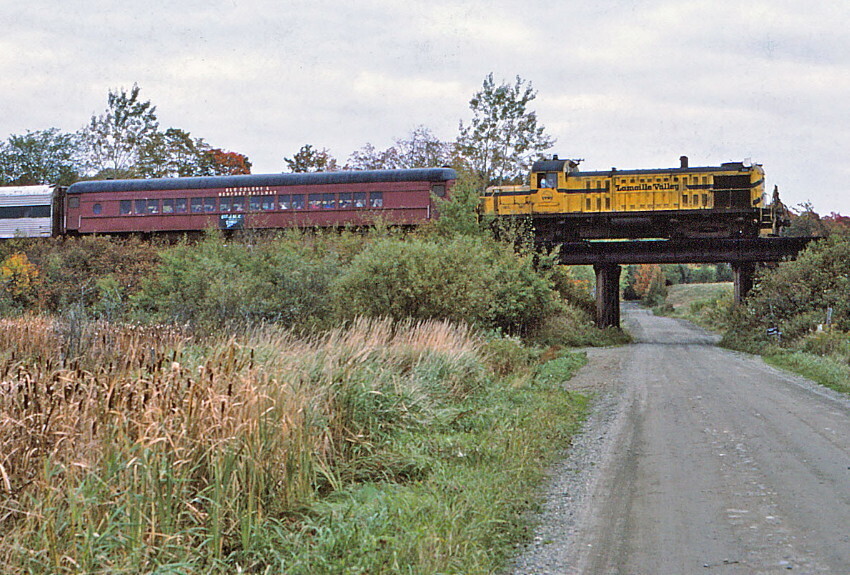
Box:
<box><xmin>0</xmin><ymin>185</ymin><xmax>56</xmax><ymax>238</ymax></box>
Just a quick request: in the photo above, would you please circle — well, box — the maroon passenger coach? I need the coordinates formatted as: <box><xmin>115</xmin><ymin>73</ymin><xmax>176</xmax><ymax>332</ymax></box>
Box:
<box><xmin>63</xmin><ymin>168</ymin><xmax>457</xmax><ymax>234</ymax></box>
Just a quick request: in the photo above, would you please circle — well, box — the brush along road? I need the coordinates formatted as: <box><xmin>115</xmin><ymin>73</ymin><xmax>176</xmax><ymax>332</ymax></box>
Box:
<box><xmin>512</xmin><ymin>304</ymin><xmax>850</xmax><ymax>574</ymax></box>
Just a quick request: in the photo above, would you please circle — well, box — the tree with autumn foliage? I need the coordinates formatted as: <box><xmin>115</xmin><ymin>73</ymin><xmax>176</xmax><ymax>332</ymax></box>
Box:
<box><xmin>202</xmin><ymin>148</ymin><xmax>251</xmax><ymax>175</ymax></box>
<box><xmin>783</xmin><ymin>202</ymin><xmax>850</xmax><ymax>238</ymax></box>
<box><xmin>627</xmin><ymin>263</ymin><xmax>668</xmax><ymax>307</ymax></box>
<box><xmin>1</xmin><ymin>252</ymin><xmax>41</xmax><ymax>308</ymax></box>
<box><xmin>137</xmin><ymin>129</ymin><xmax>252</xmax><ymax>178</ymax></box>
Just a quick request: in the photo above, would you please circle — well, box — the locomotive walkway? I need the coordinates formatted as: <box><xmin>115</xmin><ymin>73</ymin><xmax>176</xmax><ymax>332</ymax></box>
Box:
<box><xmin>550</xmin><ymin>237</ymin><xmax>814</xmax><ymax>327</ymax></box>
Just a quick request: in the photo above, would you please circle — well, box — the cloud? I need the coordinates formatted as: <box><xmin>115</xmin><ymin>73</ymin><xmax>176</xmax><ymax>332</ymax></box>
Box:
<box><xmin>1</xmin><ymin>0</ymin><xmax>848</xmax><ymax>212</ymax></box>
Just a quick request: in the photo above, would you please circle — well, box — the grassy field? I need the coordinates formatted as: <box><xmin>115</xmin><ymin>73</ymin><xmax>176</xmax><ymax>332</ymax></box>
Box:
<box><xmin>662</xmin><ymin>282</ymin><xmax>733</xmax><ymax>316</ymax></box>
<box><xmin>653</xmin><ymin>282</ymin><xmax>734</xmax><ymax>331</ymax></box>
<box><xmin>0</xmin><ymin>315</ymin><xmax>588</xmax><ymax>574</ymax></box>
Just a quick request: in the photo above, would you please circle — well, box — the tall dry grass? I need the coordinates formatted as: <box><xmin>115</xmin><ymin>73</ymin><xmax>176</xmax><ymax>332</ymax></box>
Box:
<box><xmin>0</xmin><ymin>315</ymin><xmax>484</xmax><ymax>572</ymax></box>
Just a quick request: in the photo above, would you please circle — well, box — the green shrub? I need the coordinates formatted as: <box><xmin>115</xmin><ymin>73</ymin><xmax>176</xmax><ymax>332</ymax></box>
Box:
<box><xmin>747</xmin><ymin>236</ymin><xmax>850</xmax><ymax>337</ymax></box>
<box><xmin>481</xmin><ymin>335</ymin><xmax>538</xmax><ymax>377</ymax></box>
<box><xmin>132</xmin><ymin>234</ymin><xmax>340</xmax><ymax>330</ymax></box>
<box><xmin>332</xmin><ymin>236</ymin><xmax>557</xmax><ymax>334</ymax></box>
<box><xmin>549</xmin><ymin>265</ymin><xmax>595</xmax><ymax>316</ymax></box>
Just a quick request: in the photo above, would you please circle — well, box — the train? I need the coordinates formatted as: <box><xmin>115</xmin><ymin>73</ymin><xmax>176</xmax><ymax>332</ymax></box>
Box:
<box><xmin>481</xmin><ymin>155</ymin><xmax>780</xmax><ymax>240</ymax></box>
<box><xmin>0</xmin><ymin>157</ymin><xmax>783</xmax><ymax>241</ymax></box>
<box><xmin>0</xmin><ymin>168</ymin><xmax>457</xmax><ymax>238</ymax></box>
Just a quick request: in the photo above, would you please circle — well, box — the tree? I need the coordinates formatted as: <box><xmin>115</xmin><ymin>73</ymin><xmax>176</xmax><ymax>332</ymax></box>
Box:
<box><xmin>136</xmin><ymin>128</ymin><xmax>200</xmax><ymax>178</ymax></box>
<box><xmin>346</xmin><ymin>142</ymin><xmax>401</xmax><ymax>170</ymax></box>
<box><xmin>136</xmin><ymin>128</ymin><xmax>252</xmax><ymax>177</ymax></box>
<box><xmin>394</xmin><ymin>125</ymin><xmax>451</xmax><ymax>168</ymax></box>
<box><xmin>0</xmin><ymin>128</ymin><xmax>81</xmax><ymax>185</ymax></box>
<box><xmin>744</xmin><ymin>235</ymin><xmax>850</xmax><ymax>339</ymax></box>
<box><xmin>200</xmin><ymin>148</ymin><xmax>252</xmax><ymax>175</ymax></box>
<box><xmin>630</xmin><ymin>264</ymin><xmax>667</xmax><ymax>306</ymax></box>
<box><xmin>79</xmin><ymin>83</ymin><xmax>159</xmax><ymax>175</ymax></box>
<box><xmin>284</xmin><ymin>144</ymin><xmax>338</xmax><ymax>172</ymax></box>
<box><xmin>346</xmin><ymin>126</ymin><xmax>451</xmax><ymax>170</ymax></box>
<box><xmin>432</xmin><ymin>173</ymin><xmax>487</xmax><ymax>237</ymax></box>
<box><xmin>783</xmin><ymin>202</ymin><xmax>850</xmax><ymax>237</ymax></box>
<box><xmin>456</xmin><ymin>74</ymin><xmax>555</xmax><ymax>185</ymax></box>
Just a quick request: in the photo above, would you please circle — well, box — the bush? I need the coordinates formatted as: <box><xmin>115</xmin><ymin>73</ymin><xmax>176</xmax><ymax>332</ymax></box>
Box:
<box><xmin>132</xmin><ymin>233</ymin><xmax>340</xmax><ymax>330</ymax></box>
<box><xmin>746</xmin><ymin>236</ymin><xmax>850</xmax><ymax>339</ymax></box>
<box><xmin>1</xmin><ymin>252</ymin><xmax>40</xmax><ymax>309</ymax></box>
<box><xmin>549</xmin><ymin>265</ymin><xmax>595</xmax><ymax>316</ymax></box>
<box><xmin>481</xmin><ymin>335</ymin><xmax>538</xmax><ymax>377</ymax></box>
<box><xmin>332</xmin><ymin>236</ymin><xmax>558</xmax><ymax>334</ymax></box>
<box><xmin>529</xmin><ymin>304</ymin><xmax>632</xmax><ymax>348</ymax></box>
<box><xmin>36</xmin><ymin>236</ymin><xmax>160</xmax><ymax>311</ymax></box>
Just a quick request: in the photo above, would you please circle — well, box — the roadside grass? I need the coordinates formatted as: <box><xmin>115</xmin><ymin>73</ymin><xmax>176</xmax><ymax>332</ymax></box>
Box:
<box><xmin>764</xmin><ymin>351</ymin><xmax>850</xmax><ymax>395</ymax></box>
<box><xmin>0</xmin><ymin>315</ymin><xmax>588</xmax><ymax>574</ymax></box>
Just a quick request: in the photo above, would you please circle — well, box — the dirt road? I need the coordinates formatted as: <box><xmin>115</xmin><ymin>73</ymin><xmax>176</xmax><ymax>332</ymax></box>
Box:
<box><xmin>511</xmin><ymin>304</ymin><xmax>850</xmax><ymax>574</ymax></box>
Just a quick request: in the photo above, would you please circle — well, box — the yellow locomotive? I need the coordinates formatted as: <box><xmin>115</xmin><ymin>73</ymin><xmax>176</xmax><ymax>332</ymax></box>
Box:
<box><xmin>481</xmin><ymin>156</ymin><xmax>778</xmax><ymax>240</ymax></box>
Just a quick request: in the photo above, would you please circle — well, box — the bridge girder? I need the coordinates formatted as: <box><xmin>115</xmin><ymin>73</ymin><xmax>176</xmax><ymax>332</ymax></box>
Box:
<box><xmin>550</xmin><ymin>237</ymin><xmax>816</xmax><ymax>328</ymax></box>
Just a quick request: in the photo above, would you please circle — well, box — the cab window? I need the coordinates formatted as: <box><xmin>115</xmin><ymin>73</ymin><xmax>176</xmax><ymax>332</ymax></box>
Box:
<box><xmin>537</xmin><ymin>173</ymin><xmax>557</xmax><ymax>188</ymax></box>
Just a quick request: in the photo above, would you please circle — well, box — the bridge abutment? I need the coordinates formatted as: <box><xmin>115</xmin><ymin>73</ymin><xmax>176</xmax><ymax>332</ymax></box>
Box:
<box><xmin>594</xmin><ymin>262</ymin><xmax>621</xmax><ymax>328</ymax></box>
<box><xmin>732</xmin><ymin>262</ymin><xmax>756</xmax><ymax>304</ymax></box>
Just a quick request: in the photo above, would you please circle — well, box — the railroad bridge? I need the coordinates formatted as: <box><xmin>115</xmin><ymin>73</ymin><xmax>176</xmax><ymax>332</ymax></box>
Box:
<box><xmin>552</xmin><ymin>237</ymin><xmax>815</xmax><ymax>328</ymax></box>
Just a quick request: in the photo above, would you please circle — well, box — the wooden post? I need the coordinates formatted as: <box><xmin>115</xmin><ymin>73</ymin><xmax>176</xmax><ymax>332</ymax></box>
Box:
<box><xmin>594</xmin><ymin>263</ymin><xmax>621</xmax><ymax>328</ymax></box>
<box><xmin>732</xmin><ymin>262</ymin><xmax>755</xmax><ymax>304</ymax></box>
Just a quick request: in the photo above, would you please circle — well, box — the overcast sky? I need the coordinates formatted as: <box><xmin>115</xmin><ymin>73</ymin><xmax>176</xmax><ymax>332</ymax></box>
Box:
<box><xmin>2</xmin><ymin>1</ymin><xmax>848</xmax><ymax>213</ymax></box>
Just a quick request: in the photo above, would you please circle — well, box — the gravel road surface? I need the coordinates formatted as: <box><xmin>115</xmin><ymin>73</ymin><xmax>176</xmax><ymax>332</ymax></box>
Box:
<box><xmin>511</xmin><ymin>303</ymin><xmax>850</xmax><ymax>574</ymax></box>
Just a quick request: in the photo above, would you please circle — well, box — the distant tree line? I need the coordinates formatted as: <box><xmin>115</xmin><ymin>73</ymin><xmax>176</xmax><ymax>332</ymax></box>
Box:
<box><xmin>0</xmin><ymin>84</ymin><xmax>251</xmax><ymax>186</ymax></box>
<box><xmin>1</xmin><ymin>74</ymin><xmax>555</xmax><ymax>188</ymax></box>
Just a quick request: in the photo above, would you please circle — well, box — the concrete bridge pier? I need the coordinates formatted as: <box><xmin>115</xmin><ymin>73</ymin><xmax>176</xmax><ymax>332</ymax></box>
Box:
<box><xmin>732</xmin><ymin>262</ymin><xmax>756</xmax><ymax>304</ymax></box>
<box><xmin>594</xmin><ymin>262</ymin><xmax>622</xmax><ymax>328</ymax></box>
